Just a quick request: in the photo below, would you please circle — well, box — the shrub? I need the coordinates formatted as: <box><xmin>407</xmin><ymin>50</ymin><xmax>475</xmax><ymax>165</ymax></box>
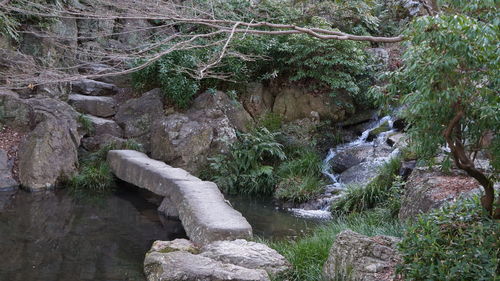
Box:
<box><xmin>69</xmin><ymin>161</ymin><xmax>115</xmax><ymax>194</ymax></box>
<box><xmin>268</xmin><ymin>209</ymin><xmax>405</xmax><ymax>281</ymax></box>
<box><xmin>398</xmin><ymin>198</ymin><xmax>500</xmax><ymax>281</ymax></box>
<box><xmin>207</xmin><ymin>128</ymin><xmax>286</xmax><ymax>195</ymax></box>
<box><xmin>331</xmin><ymin>156</ymin><xmax>402</xmax><ymax>215</ymax></box>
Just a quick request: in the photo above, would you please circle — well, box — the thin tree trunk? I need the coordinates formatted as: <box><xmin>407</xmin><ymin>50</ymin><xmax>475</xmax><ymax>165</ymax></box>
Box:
<box><xmin>443</xmin><ymin>106</ymin><xmax>497</xmax><ymax>218</ymax></box>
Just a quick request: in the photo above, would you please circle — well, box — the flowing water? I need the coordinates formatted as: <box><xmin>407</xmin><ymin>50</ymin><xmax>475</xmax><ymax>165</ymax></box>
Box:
<box><xmin>288</xmin><ymin>115</ymin><xmax>401</xmax><ymax>219</ymax></box>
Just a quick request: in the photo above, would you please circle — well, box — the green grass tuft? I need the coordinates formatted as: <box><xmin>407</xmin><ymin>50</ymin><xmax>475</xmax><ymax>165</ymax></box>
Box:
<box><xmin>267</xmin><ymin>209</ymin><xmax>406</xmax><ymax>281</ymax></box>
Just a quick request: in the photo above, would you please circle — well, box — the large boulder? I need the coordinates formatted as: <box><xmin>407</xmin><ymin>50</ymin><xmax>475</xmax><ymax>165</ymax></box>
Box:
<box><xmin>272</xmin><ymin>88</ymin><xmax>352</xmax><ymax>122</ymax></box>
<box><xmin>18</xmin><ymin>98</ymin><xmax>80</xmax><ymax>190</ymax></box>
<box><xmin>339</xmin><ymin>161</ymin><xmax>384</xmax><ymax>186</ymax></box>
<box><xmin>144</xmin><ymin>238</ymin><xmax>289</xmax><ymax>281</ymax></box>
<box><xmin>84</xmin><ymin>115</ymin><xmax>122</xmax><ymax>137</ymax></box>
<box><xmin>192</xmin><ymin>90</ymin><xmax>254</xmax><ymax>132</ymax></box>
<box><xmin>200</xmin><ymin>239</ymin><xmax>290</xmax><ymax>275</ymax></box>
<box><xmin>151</xmin><ymin>91</ymin><xmax>248</xmax><ymax>174</ymax></box>
<box><xmin>115</xmin><ymin>89</ymin><xmax>165</xmax><ymax>150</ymax></box>
<box><xmin>329</xmin><ymin>144</ymin><xmax>374</xmax><ymax>174</ymax></box>
<box><xmin>398</xmin><ymin>167</ymin><xmax>482</xmax><ymax>220</ymax></box>
<box><xmin>71</xmin><ymin>79</ymin><xmax>119</xmax><ymax>96</ymax></box>
<box><xmin>323</xmin><ymin>230</ymin><xmax>401</xmax><ymax>281</ymax></box>
<box><xmin>68</xmin><ymin>94</ymin><xmax>117</xmax><ymax>117</ymax></box>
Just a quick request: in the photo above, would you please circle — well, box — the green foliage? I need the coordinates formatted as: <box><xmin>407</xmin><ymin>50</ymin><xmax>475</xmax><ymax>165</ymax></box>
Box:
<box><xmin>383</xmin><ymin>12</ymin><xmax>499</xmax><ymax>171</ymax></box>
<box><xmin>77</xmin><ymin>114</ymin><xmax>94</xmax><ymax>135</ymax></box>
<box><xmin>332</xmin><ymin>157</ymin><xmax>403</xmax><ymax>215</ymax></box>
<box><xmin>69</xmin><ymin>161</ymin><xmax>115</xmax><ymax>194</ymax></box>
<box><xmin>268</xmin><ymin>209</ymin><xmax>405</xmax><ymax>281</ymax></box>
<box><xmin>398</xmin><ymin>197</ymin><xmax>500</xmax><ymax>281</ymax></box>
<box><xmin>258</xmin><ymin>112</ymin><xmax>283</xmax><ymax>132</ymax></box>
<box><xmin>0</xmin><ymin>11</ymin><xmax>19</xmax><ymax>41</ymax></box>
<box><xmin>208</xmin><ymin>128</ymin><xmax>286</xmax><ymax>195</ymax></box>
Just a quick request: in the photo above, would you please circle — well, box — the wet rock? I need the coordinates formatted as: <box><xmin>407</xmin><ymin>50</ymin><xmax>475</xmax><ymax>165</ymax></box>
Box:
<box><xmin>339</xmin><ymin>161</ymin><xmax>384</xmax><ymax>186</ymax></box>
<box><xmin>200</xmin><ymin>239</ymin><xmax>290</xmax><ymax>275</ymax></box>
<box><xmin>392</xmin><ymin>118</ymin><xmax>406</xmax><ymax>132</ymax></box>
<box><xmin>115</xmin><ymin>89</ymin><xmax>164</xmax><ymax>151</ymax></box>
<box><xmin>241</xmin><ymin>82</ymin><xmax>274</xmax><ymax>119</ymax></box>
<box><xmin>144</xmin><ymin>251</ymin><xmax>270</xmax><ymax>281</ymax></box>
<box><xmin>398</xmin><ymin>167</ymin><xmax>482</xmax><ymax>220</ymax></box>
<box><xmin>68</xmin><ymin>94</ymin><xmax>117</xmax><ymax>117</ymax></box>
<box><xmin>0</xmin><ymin>150</ymin><xmax>18</xmax><ymax>190</ymax></box>
<box><xmin>18</xmin><ymin>98</ymin><xmax>80</xmax><ymax>190</ymax></box>
<box><xmin>85</xmin><ymin>115</ymin><xmax>122</xmax><ymax>137</ymax></box>
<box><xmin>323</xmin><ymin>230</ymin><xmax>401</xmax><ymax>281</ymax></box>
<box><xmin>272</xmin><ymin>88</ymin><xmax>352</xmax><ymax>122</ymax></box>
<box><xmin>386</xmin><ymin>132</ymin><xmax>406</xmax><ymax>148</ymax></box>
<box><xmin>71</xmin><ymin>79</ymin><xmax>119</xmax><ymax>96</ymax></box>
<box><xmin>399</xmin><ymin>160</ymin><xmax>416</xmax><ymax>181</ymax></box>
<box><xmin>366</xmin><ymin>121</ymin><xmax>391</xmax><ymax>142</ymax></box>
<box><xmin>329</xmin><ymin>145</ymin><xmax>374</xmax><ymax>174</ymax></box>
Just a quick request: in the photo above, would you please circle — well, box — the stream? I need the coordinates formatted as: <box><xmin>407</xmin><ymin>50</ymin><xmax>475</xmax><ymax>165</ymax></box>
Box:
<box><xmin>288</xmin><ymin>114</ymin><xmax>401</xmax><ymax>219</ymax></box>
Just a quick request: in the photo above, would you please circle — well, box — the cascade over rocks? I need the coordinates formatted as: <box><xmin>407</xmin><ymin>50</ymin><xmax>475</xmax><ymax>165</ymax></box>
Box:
<box><xmin>144</xmin><ymin>238</ymin><xmax>289</xmax><ymax>281</ymax></box>
<box><xmin>398</xmin><ymin>167</ymin><xmax>483</xmax><ymax>220</ymax></box>
<box><xmin>323</xmin><ymin>230</ymin><xmax>401</xmax><ymax>281</ymax></box>
<box><xmin>150</xmin><ymin>91</ymin><xmax>252</xmax><ymax>175</ymax></box>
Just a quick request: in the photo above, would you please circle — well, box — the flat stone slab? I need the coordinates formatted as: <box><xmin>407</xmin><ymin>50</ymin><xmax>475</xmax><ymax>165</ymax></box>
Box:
<box><xmin>71</xmin><ymin>79</ymin><xmax>118</xmax><ymax>96</ymax></box>
<box><xmin>107</xmin><ymin>150</ymin><xmax>253</xmax><ymax>245</ymax></box>
<box><xmin>69</xmin><ymin>94</ymin><xmax>117</xmax><ymax>117</ymax></box>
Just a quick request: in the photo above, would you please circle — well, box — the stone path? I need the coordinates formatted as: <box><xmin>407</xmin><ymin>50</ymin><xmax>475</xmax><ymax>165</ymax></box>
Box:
<box><xmin>107</xmin><ymin>150</ymin><xmax>253</xmax><ymax>245</ymax></box>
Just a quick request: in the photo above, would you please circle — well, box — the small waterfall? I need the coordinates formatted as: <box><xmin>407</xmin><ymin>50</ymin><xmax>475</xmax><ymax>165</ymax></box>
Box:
<box><xmin>288</xmin><ymin>115</ymin><xmax>401</xmax><ymax>220</ymax></box>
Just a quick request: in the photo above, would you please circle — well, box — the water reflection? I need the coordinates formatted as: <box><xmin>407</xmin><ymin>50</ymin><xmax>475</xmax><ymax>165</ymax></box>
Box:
<box><xmin>227</xmin><ymin>195</ymin><xmax>325</xmax><ymax>240</ymax></box>
<box><xmin>0</xmin><ymin>187</ymin><xmax>185</xmax><ymax>281</ymax></box>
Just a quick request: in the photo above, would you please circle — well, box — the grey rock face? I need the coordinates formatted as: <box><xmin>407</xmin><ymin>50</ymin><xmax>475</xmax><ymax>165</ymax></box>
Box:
<box><xmin>115</xmin><ymin>89</ymin><xmax>164</xmax><ymax>150</ymax></box>
<box><xmin>272</xmin><ymin>87</ymin><xmax>352</xmax><ymax>122</ymax></box>
<box><xmin>144</xmin><ymin>238</ymin><xmax>289</xmax><ymax>281</ymax></box>
<box><xmin>241</xmin><ymin>82</ymin><xmax>274</xmax><ymax>119</ymax></box>
<box><xmin>398</xmin><ymin>167</ymin><xmax>481</xmax><ymax>220</ymax></box>
<box><xmin>81</xmin><ymin>134</ymin><xmax>126</xmax><ymax>152</ymax></box>
<box><xmin>200</xmin><ymin>239</ymin><xmax>290</xmax><ymax>275</ymax></box>
<box><xmin>0</xmin><ymin>150</ymin><xmax>18</xmax><ymax>190</ymax></box>
<box><xmin>107</xmin><ymin>150</ymin><xmax>252</xmax><ymax>245</ymax></box>
<box><xmin>85</xmin><ymin>115</ymin><xmax>122</xmax><ymax>137</ymax></box>
<box><xmin>151</xmin><ymin>91</ymin><xmax>245</xmax><ymax>175</ymax></box>
<box><xmin>71</xmin><ymin>79</ymin><xmax>119</xmax><ymax>96</ymax></box>
<box><xmin>323</xmin><ymin>230</ymin><xmax>401</xmax><ymax>281</ymax></box>
<box><xmin>144</xmin><ymin>251</ymin><xmax>270</xmax><ymax>281</ymax></box>
<box><xmin>0</xmin><ymin>90</ymin><xmax>34</xmax><ymax>131</ymax></box>
<box><xmin>158</xmin><ymin>196</ymin><xmax>179</xmax><ymax>218</ymax></box>
<box><xmin>68</xmin><ymin>94</ymin><xmax>117</xmax><ymax>117</ymax></box>
<box><xmin>18</xmin><ymin>98</ymin><xmax>80</xmax><ymax>190</ymax></box>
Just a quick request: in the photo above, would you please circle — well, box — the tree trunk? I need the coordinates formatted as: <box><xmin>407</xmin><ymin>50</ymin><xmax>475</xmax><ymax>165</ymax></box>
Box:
<box><xmin>443</xmin><ymin>107</ymin><xmax>498</xmax><ymax>218</ymax></box>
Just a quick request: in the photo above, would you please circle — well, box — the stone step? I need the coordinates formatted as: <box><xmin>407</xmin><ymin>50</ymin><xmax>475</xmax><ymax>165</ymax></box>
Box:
<box><xmin>107</xmin><ymin>150</ymin><xmax>253</xmax><ymax>245</ymax></box>
<box><xmin>84</xmin><ymin>114</ymin><xmax>122</xmax><ymax>137</ymax></box>
<box><xmin>71</xmin><ymin>79</ymin><xmax>118</xmax><ymax>96</ymax></box>
<box><xmin>69</xmin><ymin>94</ymin><xmax>117</xmax><ymax>117</ymax></box>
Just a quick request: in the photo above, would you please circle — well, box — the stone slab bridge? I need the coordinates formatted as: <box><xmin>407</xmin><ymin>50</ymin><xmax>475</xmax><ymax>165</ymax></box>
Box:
<box><xmin>107</xmin><ymin>150</ymin><xmax>253</xmax><ymax>245</ymax></box>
